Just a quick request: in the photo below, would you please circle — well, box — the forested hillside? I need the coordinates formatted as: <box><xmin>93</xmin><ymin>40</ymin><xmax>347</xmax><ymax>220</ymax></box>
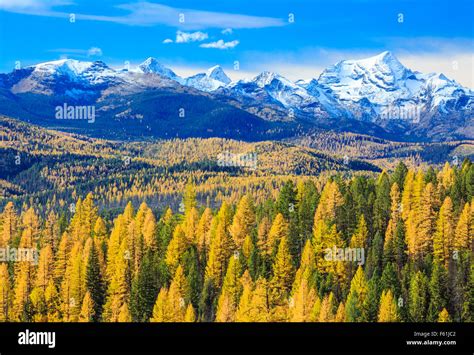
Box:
<box><xmin>0</xmin><ymin>161</ymin><xmax>472</xmax><ymax>322</ymax></box>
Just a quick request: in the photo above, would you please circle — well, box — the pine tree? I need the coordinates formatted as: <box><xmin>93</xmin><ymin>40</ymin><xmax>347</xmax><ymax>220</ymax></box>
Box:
<box><xmin>380</xmin><ymin>262</ymin><xmax>400</xmax><ymax>297</ymax></box>
<box><xmin>35</xmin><ymin>245</ymin><xmax>54</xmax><ymax>292</ymax></box>
<box><xmin>270</xmin><ymin>237</ymin><xmax>294</xmax><ymax>304</ymax></box>
<box><xmin>0</xmin><ymin>263</ymin><xmax>11</xmax><ymax>321</ymax></box>
<box><xmin>438</xmin><ymin>308</ymin><xmax>451</xmax><ymax>322</ymax></box>
<box><xmin>142</xmin><ymin>208</ymin><xmax>157</xmax><ymax>251</ymax></box>
<box><xmin>345</xmin><ymin>266</ymin><xmax>368</xmax><ymax>322</ymax></box>
<box><xmin>150</xmin><ymin>288</ymin><xmax>169</xmax><ymax>322</ymax></box>
<box><xmin>391</xmin><ymin>162</ymin><xmax>408</xmax><ymax>193</ymax></box>
<box><xmin>0</xmin><ymin>202</ymin><xmax>17</xmax><ymax>247</ymax></box>
<box><xmin>276</xmin><ymin>180</ymin><xmax>297</xmax><ymax>220</ymax></box>
<box><xmin>249</xmin><ymin>278</ymin><xmax>271</xmax><ymax>322</ymax></box>
<box><xmin>183</xmin><ymin>182</ymin><xmax>197</xmax><ymax>215</ymax></box>
<box><xmin>235</xmin><ymin>281</ymin><xmax>253</xmax><ymax>322</ymax></box>
<box><xmin>184</xmin><ymin>304</ymin><xmax>196</xmax><ymax>322</ymax></box>
<box><xmin>103</xmin><ymin>239</ymin><xmax>131</xmax><ymax>322</ymax></box>
<box><xmin>93</xmin><ymin>217</ymin><xmax>107</xmax><ymax>241</ymax></box>
<box><xmin>43</xmin><ymin>211</ymin><xmax>59</xmax><ymax>250</ymax></box>
<box><xmin>60</xmin><ymin>241</ymin><xmax>84</xmax><ymax>321</ymax></box>
<box><xmin>165</xmin><ymin>225</ymin><xmax>188</xmax><ymax>274</ymax></box>
<box><xmin>118</xmin><ymin>302</ymin><xmax>132</xmax><ymax>322</ymax></box>
<box><xmin>335</xmin><ymin>302</ymin><xmax>345</xmax><ymax>322</ymax></box>
<box><xmin>197</xmin><ymin>207</ymin><xmax>213</xmax><ymax>255</ymax></box>
<box><xmin>378</xmin><ymin>289</ymin><xmax>398</xmax><ymax>322</ymax></box>
<box><xmin>428</xmin><ymin>260</ymin><xmax>447</xmax><ymax>322</ymax></box>
<box><xmin>314</xmin><ymin>181</ymin><xmax>343</xmax><ymax>225</ymax></box>
<box><xmin>408</xmin><ymin>271</ymin><xmax>429</xmax><ymax>322</ymax></box>
<box><xmin>81</xmin><ymin>193</ymin><xmax>99</xmax><ymax>241</ymax></box>
<box><xmin>205</xmin><ymin>221</ymin><xmax>232</xmax><ymax>287</ymax></box>
<box><xmin>439</xmin><ymin>162</ymin><xmax>455</xmax><ymax>190</ymax></box>
<box><xmin>401</xmin><ymin>170</ymin><xmax>415</xmax><ymax>221</ymax></box>
<box><xmin>289</xmin><ymin>278</ymin><xmax>316</xmax><ymax>322</ymax></box>
<box><xmin>373</xmin><ymin>170</ymin><xmax>391</xmax><ymax>236</ymax></box>
<box><xmin>184</xmin><ymin>207</ymin><xmax>199</xmax><ymax>244</ymax></box>
<box><xmin>85</xmin><ymin>240</ymin><xmax>105</xmax><ymax>321</ymax></box>
<box><xmin>350</xmin><ymin>215</ymin><xmax>369</xmax><ymax>249</ymax></box>
<box><xmin>130</xmin><ymin>251</ymin><xmax>161</xmax><ymax>322</ymax></box>
<box><xmin>44</xmin><ymin>278</ymin><xmax>61</xmax><ymax>322</ymax></box>
<box><xmin>296</xmin><ymin>180</ymin><xmax>319</xmax><ymax>248</ymax></box>
<box><xmin>268</xmin><ymin>213</ymin><xmax>289</xmax><ymax>253</ymax></box>
<box><xmin>29</xmin><ymin>287</ymin><xmax>47</xmax><ymax>322</ymax></box>
<box><xmin>229</xmin><ymin>195</ymin><xmax>256</xmax><ymax>249</ymax></box>
<box><xmin>454</xmin><ymin>202</ymin><xmax>471</xmax><ymax>250</ymax></box>
<box><xmin>12</xmin><ymin>211</ymin><xmax>38</xmax><ymax>321</ymax></box>
<box><xmin>106</xmin><ymin>214</ymin><xmax>126</xmax><ymax>281</ymax></box>
<box><xmin>292</xmin><ymin>239</ymin><xmax>316</xmax><ymax>293</ymax></box>
<box><xmin>315</xmin><ymin>224</ymin><xmax>343</xmax><ymax>274</ymax></box>
<box><xmin>384</xmin><ymin>183</ymin><xmax>401</xmax><ymax>262</ymax></box>
<box><xmin>257</xmin><ymin>217</ymin><xmax>272</xmax><ymax>256</ymax></box>
<box><xmin>319</xmin><ymin>292</ymin><xmax>335</xmax><ymax>322</ymax></box>
<box><xmin>434</xmin><ymin>197</ymin><xmax>455</xmax><ymax>266</ymax></box>
<box><xmin>364</xmin><ymin>276</ymin><xmax>380</xmax><ymax>321</ymax></box>
<box><xmin>216</xmin><ymin>256</ymin><xmax>242</xmax><ymax>322</ymax></box>
<box><xmin>416</xmin><ymin>182</ymin><xmax>437</xmax><ymax>260</ymax></box>
<box><xmin>78</xmin><ymin>291</ymin><xmax>95</xmax><ymax>322</ymax></box>
<box><xmin>167</xmin><ymin>265</ymin><xmax>190</xmax><ymax>321</ymax></box>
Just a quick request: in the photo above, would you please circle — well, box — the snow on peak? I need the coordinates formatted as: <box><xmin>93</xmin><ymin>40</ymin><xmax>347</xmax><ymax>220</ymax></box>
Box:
<box><xmin>253</xmin><ymin>71</ymin><xmax>298</xmax><ymax>89</ymax></box>
<box><xmin>207</xmin><ymin>65</ymin><xmax>231</xmax><ymax>85</ymax></box>
<box><xmin>31</xmin><ymin>59</ymin><xmax>95</xmax><ymax>76</ymax></box>
<box><xmin>137</xmin><ymin>57</ymin><xmax>178</xmax><ymax>80</ymax></box>
<box><xmin>317</xmin><ymin>51</ymin><xmax>416</xmax><ymax>104</ymax></box>
<box><xmin>185</xmin><ymin>66</ymin><xmax>232</xmax><ymax>92</ymax></box>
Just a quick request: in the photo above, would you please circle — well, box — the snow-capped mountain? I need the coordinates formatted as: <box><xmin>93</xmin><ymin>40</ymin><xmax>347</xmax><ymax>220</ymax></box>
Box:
<box><xmin>0</xmin><ymin>52</ymin><xmax>472</xmax><ymax>140</ymax></box>
<box><xmin>7</xmin><ymin>59</ymin><xmax>118</xmax><ymax>97</ymax></box>
<box><xmin>317</xmin><ymin>51</ymin><xmax>473</xmax><ymax>121</ymax></box>
<box><xmin>136</xmin><ymin>57</ymin><xmax>182</xmax><ymax>82</ymax></box>
<box><xmin>185</xmin><ymin>65</ymin><xmax>231</xmax><ymax>92</ymax></box>
<box><xmin>219</xmin><ymin>71</ymin><xmax>349</xmax><ymax>120</ymax></box>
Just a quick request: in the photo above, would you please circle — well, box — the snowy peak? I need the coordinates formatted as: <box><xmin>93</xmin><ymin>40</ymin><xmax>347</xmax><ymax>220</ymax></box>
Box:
<box><xmin>315</xmin><ymin>51</ymin><xmax>473</xmax><ymax>119</ymax></box>
<box><xmin>253</xmin><ymin>71</ymin><xmax>280</xmax><ymax>87</ymax></box>
<box><xmin>207</xmin><ymin>65</ymin><xmax>231</xmax><ymax>85</ymax></box>
<box><xmin>29</xmin><ymin>59</ymin><xmax>116</xmax><ymax>81</ymax></box>
<box><xmin>226</xmin><ymin>71</ymin><xmax>342</xmax><ymax>116</ymax></box>
<box><xmin>137</xmin><ymin>57</ymin><xmax>179</xmax><ymax>80</ymax></box>
<box><xmin>9</xmin><ymin>59</ymin><xmax>119</xmax><ymax>96</ymax></box>
<box><xmin>318</xmin><ymin>51</ymin><xmax>411</xmax><ymax>92</ymax></box>
<box><xmin>317</xmin><ymin>51</ymin><xmax>418</xmax><ymax>105</ymax></box>
<box><xmin>31</xmin><ymin>59</ymin><xmax>96</xmax><ymax>77</ymax></box>
<box><xmin>185</xmin><ymin>65</ymin><xmax>231</xmax><ymax>92</ymax></box>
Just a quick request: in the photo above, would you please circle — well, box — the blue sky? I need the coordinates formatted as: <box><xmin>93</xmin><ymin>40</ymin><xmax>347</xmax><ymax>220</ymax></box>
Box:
<box><xmin>0</xmin><ymin>0</ymin><xmax>472</xmax><ymax>86</ymax></box>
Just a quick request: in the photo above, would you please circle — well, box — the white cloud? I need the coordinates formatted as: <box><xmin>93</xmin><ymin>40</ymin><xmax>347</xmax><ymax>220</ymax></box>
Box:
<box><xmin>48</xmin><ymin>46</ymin><xmax>104</xmax><ymax>58</ymax></box>
<box><xmin>0</xmin><ymin>0</ymin><xmax>71</xmax><ymax>11</ymax></box>
<box><xmin>0</xmin><ymin>1</ymin><xmax>285</xmax><ymax>29</ymax></box>
<box><xmin>221</xmin><ymin>28</ymin><xmax>233</xmax><ymax>35</ymax></box>
<box><xmin>87</xmin><ymin>47</ymin><xmax>103</xmax><ymax>57</ymax></box>
<box><xmin>175</xmin><ymin>31</ymin><xmax>208</xmax><ymax>43</ymax></box>
<box><xmin>200</xmin><ymin>40</ymin><xmax>239</xmax><ymax>50</ymax></box>
<box><xmin>162</xmin><ymin>38</ymin><xmax>173</xmax><ymax>44</ymax></box>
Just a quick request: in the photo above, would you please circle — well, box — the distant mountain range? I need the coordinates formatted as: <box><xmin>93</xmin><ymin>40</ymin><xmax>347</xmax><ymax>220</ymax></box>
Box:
<box><xmin>0</xmin><ymin>51</ymin><xmax>472</xmax><ymax>141</ymax></box>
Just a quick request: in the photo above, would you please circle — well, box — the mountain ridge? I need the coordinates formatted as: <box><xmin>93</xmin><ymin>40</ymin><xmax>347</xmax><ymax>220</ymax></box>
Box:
<box><xmin>0</xmin><ymin>52</ymin><xmax>472</xmax><ymax>142</ymax></box>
